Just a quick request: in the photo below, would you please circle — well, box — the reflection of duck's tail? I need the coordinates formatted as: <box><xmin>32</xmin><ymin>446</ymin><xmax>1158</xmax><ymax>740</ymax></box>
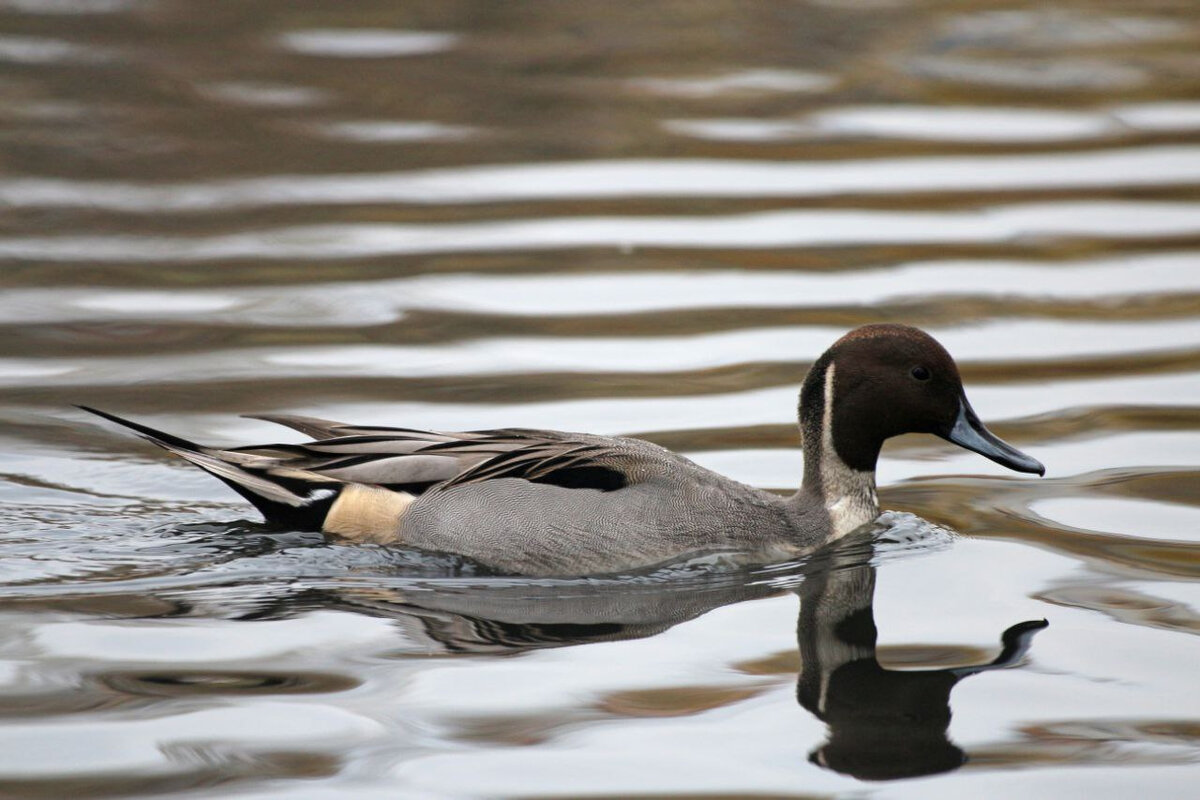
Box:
<box><xmin>950</xmin><ymin>618</ymin><xmax>1049</xmax><ymax>678</ymax></box>
<box><xmin>79</xmin><ymin>406</ymin><xmax>338</xmax><ymax>528</ymax></box>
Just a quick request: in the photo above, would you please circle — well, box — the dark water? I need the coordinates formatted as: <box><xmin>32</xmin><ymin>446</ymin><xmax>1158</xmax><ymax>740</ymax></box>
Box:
<box><xmin>2</xmin><ymin>1</ymin><xmax>1199</xmax><ymax>797</ymax></box>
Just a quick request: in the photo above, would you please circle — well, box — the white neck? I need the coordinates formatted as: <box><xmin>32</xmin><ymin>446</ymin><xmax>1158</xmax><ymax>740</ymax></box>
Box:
<box><xmin>816</xmin><ymin>362</ymin><xmax>880</xmax><ymax>538</ymax></box>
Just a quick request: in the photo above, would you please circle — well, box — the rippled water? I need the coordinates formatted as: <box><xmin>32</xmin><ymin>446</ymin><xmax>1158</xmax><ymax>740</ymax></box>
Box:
<box><xmin>2</xmin><ymin>1</ymin><xmax>1199</xmax><ymax>797</ymax></box>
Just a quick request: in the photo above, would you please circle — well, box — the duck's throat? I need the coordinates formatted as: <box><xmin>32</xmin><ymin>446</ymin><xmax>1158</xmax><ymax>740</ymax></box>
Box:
<box><xmin>819</xmin><ymin>461</ymin><xmax>879</xmax><ymax>539</ymax></box>
<box><xmin>802</xmin><ymin>362</ymin><xmax>881</xmax><ymax>538</ymax></box>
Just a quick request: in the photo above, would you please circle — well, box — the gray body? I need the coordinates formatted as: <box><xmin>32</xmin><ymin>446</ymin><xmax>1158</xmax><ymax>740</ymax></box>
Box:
<box><xmin>397</xmin><ymin>433</ymin><xmax>825</xmax><ymax>574</ymax></box>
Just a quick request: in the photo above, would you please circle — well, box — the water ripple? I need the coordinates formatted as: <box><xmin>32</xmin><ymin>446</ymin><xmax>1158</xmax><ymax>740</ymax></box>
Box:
<box><xmin>3</xmin><ymin>146</ymin><xmax>1198</xmax><ymax>211</ymax></box>
<box><xmin>277</xmin><ymin>29</ymin><xmax>459</xmax><ymax>58</ymax></box>
<box><xmin>2</xmin><ymin>201</ymin><xmax>1198</xmax><ymax>262</ymax></box>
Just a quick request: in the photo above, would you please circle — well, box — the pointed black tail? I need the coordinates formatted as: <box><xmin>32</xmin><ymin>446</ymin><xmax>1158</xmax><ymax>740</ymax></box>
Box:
<box><xmin>78</xmin><ymin>406</ymin><xmax>339</xmax><ymax>528</ymax></box>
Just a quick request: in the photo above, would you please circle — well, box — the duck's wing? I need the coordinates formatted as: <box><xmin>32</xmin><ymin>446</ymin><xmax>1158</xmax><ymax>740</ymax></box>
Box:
<box><xmin>82</xmin><ymin>408</ymin><xmax>639</xmax><ymax>531</ymax></box>
<box><xmin>245</xmin><ymin>412</ymin><xmax>636</xmax><ymax>491</ymax></box>
<box><xmin>227</xmin><ymin>427</ymin><xmax>630</xmax><ymax>494</ymax></box>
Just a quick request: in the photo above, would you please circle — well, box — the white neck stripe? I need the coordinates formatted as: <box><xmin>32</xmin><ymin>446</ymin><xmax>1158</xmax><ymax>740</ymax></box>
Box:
<box><xmin>816</xmin><ymin>361</ymin><xmax>880</xmax><ymax>538</ymax></box>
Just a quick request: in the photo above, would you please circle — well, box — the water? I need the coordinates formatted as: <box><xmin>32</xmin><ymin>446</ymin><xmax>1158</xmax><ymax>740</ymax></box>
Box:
<box><xmin>1</xmin><ymin>1</ymin><xmax>1199</xmax><ymax>796</ymax></box>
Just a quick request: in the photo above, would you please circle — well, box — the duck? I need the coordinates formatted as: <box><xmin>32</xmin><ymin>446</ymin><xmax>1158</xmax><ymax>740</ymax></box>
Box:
<box><xmin>81</xmin><ymin>323</ymin><xmax>1043</xmax><ymax>575</ymax></box>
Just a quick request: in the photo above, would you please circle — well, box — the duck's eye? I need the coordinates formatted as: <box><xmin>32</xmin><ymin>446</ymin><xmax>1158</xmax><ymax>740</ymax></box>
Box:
<box><xmin>911</xmin><ymin>365</ymin><xmax>932</xmax><ymax>381</ymax></box>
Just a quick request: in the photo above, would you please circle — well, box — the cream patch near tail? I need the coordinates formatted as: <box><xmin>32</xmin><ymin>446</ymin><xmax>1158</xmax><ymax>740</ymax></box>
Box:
<box><xmin>322</xmin><ymin>484</ymin><xmax>414</xmax><ymax>544</ymax></box>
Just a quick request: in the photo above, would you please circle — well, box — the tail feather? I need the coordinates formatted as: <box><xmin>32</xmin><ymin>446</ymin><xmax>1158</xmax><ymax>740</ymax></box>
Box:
<box><xmin>78</xmin><ymin>405</ymin><xmax>202</xmax><ymax>453</ymax></box>
<box><xmin>241</xmin><ymin>413</ymin><xmax>348</xmax><ymax>439</ymax></box>
<box><xmin>79</xmin><ymin>406</ymin><xmax>336</xmax><ymax>527</ymax></box>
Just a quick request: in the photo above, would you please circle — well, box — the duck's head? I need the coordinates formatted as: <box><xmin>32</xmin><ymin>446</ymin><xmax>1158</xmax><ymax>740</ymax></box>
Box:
<box><xmin>801</xmin><ymin>324</ymin><xmax>1044</xmax><ymax>476</ymax></box>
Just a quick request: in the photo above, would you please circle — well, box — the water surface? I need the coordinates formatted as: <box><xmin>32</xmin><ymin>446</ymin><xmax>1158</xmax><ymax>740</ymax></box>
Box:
<box><xmin>2</xmin><ymin>1</ymin><xmax>1199</xmax><ymax>798</ymax></box>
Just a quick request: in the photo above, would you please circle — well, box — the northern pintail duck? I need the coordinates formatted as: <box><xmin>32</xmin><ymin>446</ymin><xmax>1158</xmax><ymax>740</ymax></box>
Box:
<box><xmin>82</xmin><ymin>324</ymin><xmax>1043</xmax><ymax>575</ymax></box>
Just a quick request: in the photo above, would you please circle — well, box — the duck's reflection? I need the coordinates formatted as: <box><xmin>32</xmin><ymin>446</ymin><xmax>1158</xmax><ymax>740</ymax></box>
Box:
<box><xmin>203</xmin><ymin>531</ymin><xmax>1046</xmax><ymax>780</ymax></box>
<box><xmin>796</xmin><ymin>543</ymin><xmax>1047</xmax><ymax>780</ymax></box>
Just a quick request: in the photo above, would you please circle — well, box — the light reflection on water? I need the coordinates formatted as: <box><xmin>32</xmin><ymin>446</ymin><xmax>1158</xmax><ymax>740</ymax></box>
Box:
<box><xmin>1</xmin><ymin>0</ymin><xmax>1199</xmax><ymax>798</ymax></box>
<box><xmin>6</xmin><ymin>201</ymin><xmax>1200</xmax><ymax>262</ymax></box>
<box><xmin>5</xmin><ymin>145</ymin><xmax>1200</xmax><ymax>209</ymax></box>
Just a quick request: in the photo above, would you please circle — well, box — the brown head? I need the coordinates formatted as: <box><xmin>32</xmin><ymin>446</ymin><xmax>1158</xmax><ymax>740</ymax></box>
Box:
<box><xmin>800</xmin><ymin>324</ymin><xmax>1044</xmax><ymax>479</ymax></box>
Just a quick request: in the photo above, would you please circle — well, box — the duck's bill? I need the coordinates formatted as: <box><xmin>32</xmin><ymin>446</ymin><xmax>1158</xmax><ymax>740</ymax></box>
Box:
<box><xmin>944</xmin><ymin>399</ymin><xmax>1045</xmax><ymax>476</ymax></box>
